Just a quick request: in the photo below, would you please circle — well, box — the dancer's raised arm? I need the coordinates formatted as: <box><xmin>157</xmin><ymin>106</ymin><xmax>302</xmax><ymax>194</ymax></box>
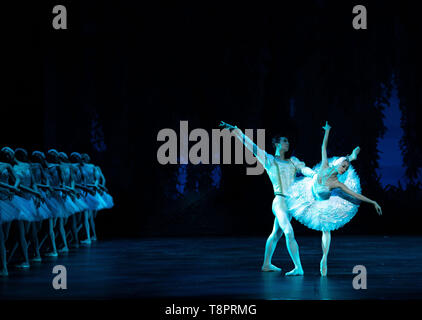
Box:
<box><xmin>334</xmin><ymin>181</ymin><xmax>382</xmax><ymax>215</ymax></box>
<box><xmin>321</xmin><ymin>121</ymin><xmax>331</xmax><ymax>169</ymax></box>
<box><xmin>219</xmin><ymin>121</ymin><xmax>269</xmax><ymax>168</ymax></box>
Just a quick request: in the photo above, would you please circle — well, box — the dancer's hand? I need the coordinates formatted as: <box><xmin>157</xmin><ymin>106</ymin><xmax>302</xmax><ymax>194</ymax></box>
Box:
<box><xmin>219</xmin><ymin>121</ymin><xmax>237</xmax><ymax>131</ymax></box>
<box><xmin>349</xmin><ymin>146</ymin><xmax>361</xmax><ymax>162</ymax></box>
<box><xmin>322</xmin><ymin>121</ymin><xmax>331</xmax><ymax>131</ymax></box>
<box><xmin>373</xmin><ymin>202</ymin><xmax>382</xmax><ymax>216</ymax></box>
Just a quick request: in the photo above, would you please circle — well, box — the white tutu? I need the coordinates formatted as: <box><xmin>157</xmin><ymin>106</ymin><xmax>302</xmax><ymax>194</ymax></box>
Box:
<box><xmin>0</xmin><ymin>196</ymin><xmax>18</xmax><ymax>223</ymax></box>
<box><xmin>286</xmin><ymin>157</ymin><xmax>361</xmax><ymax>232</ymax></box>
<box><xmin>11</xmin><ymin>195</ymin><xmax>41</xmax><ymax>221</ymax></box>
<box><xmin>100</xmin><ymin>192</ymin><xmax>114</xmax><ymax>209</ymax></box>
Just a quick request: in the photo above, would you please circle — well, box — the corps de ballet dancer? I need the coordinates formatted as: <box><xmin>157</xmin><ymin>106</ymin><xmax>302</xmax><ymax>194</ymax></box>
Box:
<box><xmin>0</xmin><ymin>160</ymin><xmax>21</xmax><ymax>276</ymax></box>
<box><xmin>82</xmin><ymin>153</ymin><xmax>114</xmax><ymax>216</ymax></box>
<box><xmin>80</xmin><ymin>153</ymin><xmax>110</xmax><ymax>241</ymax></box>
<box><xmin>14</xmin><ymin>148</ymin><xmax>51</xmax><ymax>263</ymax></box>
<box><xmin>0</xmin><ymin>147</ymin><xmax>44</xmax><ymax>268</ymax></box>
<box><xmin>58</xmin><ymin>151</ymin><xmax>86</xmax><ymax>248</ymax></box>
<box><xmin>70</xmin><ymin>152</ymin><xmax>96</xmax><ymax>245</ymax></box>
<box><xmin>31</xmin><ymin>150</ymin><xmax>60</xmax><ymax>256</ymax></box>
<box><xmin>219</xmin><ymin>121</ymin><xmax>315</xmax><ymax>275</ymax></box>
<box><xmin>45</xmin><ymin>149</ymin><xmax>71</xmax><ymax>256</ymax></box>
<box><xmin>286</xmin><ymin>122</ymin><xmax>382</xmax><ymax>276</ymax></box>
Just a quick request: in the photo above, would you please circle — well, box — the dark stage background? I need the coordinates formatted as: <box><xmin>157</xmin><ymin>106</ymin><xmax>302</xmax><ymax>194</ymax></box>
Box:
<box><xmin>2</xmin><ymin>1</ymin><xmax>422</xmax><ymax>238</ymax></box>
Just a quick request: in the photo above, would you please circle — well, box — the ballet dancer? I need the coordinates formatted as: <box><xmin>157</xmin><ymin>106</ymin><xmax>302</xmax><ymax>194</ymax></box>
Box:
<box><xmin>58</xmin><ymin>151</ymin><xmax>83</xmax><ymax>249</ymax></box>
<box><xmin>82</xmin><ymin>153</ymin><xmax>114</xmax><ymax>215</ymax></box>
<box><xmin>0</xmin><ymin>160</ymin><xmax>21</xmax><ymax>276</ymax></box>
<box><xmin>286</xmin><ymin>122</ymin><xmax>382</xmax><ymax>276</ymax></box>
<box><xmin>70</xmin><ymin>152</ymin><xmax>95</xmax><ymax>245</ymax></box>
<box><xmin>45</xmin><ymin>149</ymin><xmax>70</xmax><ymax>256</ymax></box>
<box><xmin>219</xmin><ymin>121</ymin><xmax>315</xmax><ymax>275</ymax></box>
<box><xmin>1</xmin><ymin>147</ymin><xmax>42</xmax><ymax>268</ymax></box>
<box><xmin>14</xmin><ymin>148</ymin><xmax>48</xmax><ymax>263</ymax></box>
<box><xmin>31</xmin><ymin>150</ymin><xmax>61</xmax><ymax>256</ymax></box>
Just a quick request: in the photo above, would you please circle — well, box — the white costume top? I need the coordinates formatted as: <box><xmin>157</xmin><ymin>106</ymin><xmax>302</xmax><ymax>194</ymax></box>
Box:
<box><xmin>264</xmin><ymin>155</ymin><xmax>307</xmax><ymax>196</ymax></box>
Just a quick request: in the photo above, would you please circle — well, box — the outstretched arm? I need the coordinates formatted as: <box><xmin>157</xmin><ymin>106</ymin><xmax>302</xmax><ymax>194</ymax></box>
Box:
<box><xmin>301</xmin><ymin>166</ymin><xmax>316</xmax><ymax>178</ymax></box>
<box><xmin>321</xmin><ymin>121</ymin><xmax>331</xmax><ymax>168</ymax></box>
<box><xmin>219</xmin><ymin>121</ymin><xmax>269</xmax><ymax>168</ymax></box>
<box><xmin>334</xmin><ymin>181</ymin><xmax>382</xmax><ymax>215</ymax></box>
<box><xmin>290</xmin><ymin>157</ymin><xmax>316</xmax><ymax>178</ymax></box>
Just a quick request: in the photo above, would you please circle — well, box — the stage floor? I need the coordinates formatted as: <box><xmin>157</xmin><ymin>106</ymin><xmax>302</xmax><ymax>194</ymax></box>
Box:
<box><xmin>1</xmin><ymin>236</ymin><xmax>421</xmax><ymax>299</ymax></box>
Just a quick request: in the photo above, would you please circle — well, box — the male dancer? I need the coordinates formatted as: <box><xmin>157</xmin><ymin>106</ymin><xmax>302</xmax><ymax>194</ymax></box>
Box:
<box><xmin>220</xmin><ymin>121</ymin><xmax>315</xmax><ymax>275</ymax></box>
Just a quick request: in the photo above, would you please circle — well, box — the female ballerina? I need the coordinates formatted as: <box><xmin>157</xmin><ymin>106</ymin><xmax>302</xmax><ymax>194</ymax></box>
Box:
<box><xmin>1</xmin><ymin>147</ymin><xmax>43</xmax><ymax>268</ymax></box>
<box><xmin>58</xmin><ymin>151</ymin><xmax>84</xmax><ymax>248</ymax></box>
<box><xmin>0</xmin><ymin>160</ymin><xmax>21</xmax><ymax>276</ymax></box>
<box><xmin>286</xmin><ymin>122</ymin><xmax>382</xmax><ymax>276</ymax></box>
<box><xmin>31</xmin><ymin>150</ymin><xmax>60</xmax><ymax>256</ymax></box>
<box><xmin>70</xmin><ymin>152</ymin><xmax>97</xmax><ymax>245</ymax></box>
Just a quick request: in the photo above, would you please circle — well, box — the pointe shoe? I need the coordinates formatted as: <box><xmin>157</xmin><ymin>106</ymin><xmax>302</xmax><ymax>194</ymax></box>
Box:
<box><xmin>91</xmin><ymin>236</ymin><xmax>97</xmax><ymax>241</ymax></box>
<box><xmin>80</xmin><ymin>239</ymin><xmax>91</xmax><ymax>245</ymax></box>
<box><xmin>0</xmin><ymin>270</ymin><xmax>8</xmax><ymax>277</ymax></box>
<box><xmin>45</xmin><ymin>251</ymin><xmax>58</xmax><ymax>257</ymax></box>
<box><xmin>285</xmin><ymin>267</ymin><xmax>304</xmax><ymax>276</ymax></box>
<box><xmin>16</xmin><ymin>262</ymin><xmax>30</xmax><ymax>269</ymax></box>
<box><xmin>261</xmin><ymin>264</ymin><xmax>282</xmax><ymax>272</ymax></box>
<box><xmin>31</xmin><ymin>256</ymin><xmax>42</xmax><ymax>262</ymax></box>
<box><xmin>58</xmin><ymin>247</ymin><xmax>69</xmax><ymax>253</ymax></box>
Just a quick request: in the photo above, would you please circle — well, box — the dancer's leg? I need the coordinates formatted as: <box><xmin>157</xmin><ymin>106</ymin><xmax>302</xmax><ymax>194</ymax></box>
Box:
<box><xmin>58</xmin><ymin>218</ymin><xmax>69</xmax><ymax>251</ymax></box>
<box><xmin>30</xmin><ymin>222</ymin><xmax>41</xmax><ymax>261</ymax></box>
<box><xmin>0</xmin><ymin>224</ymin><xmax>8</xmax><ymax>276</ymax></box>
<box><xmin>45</xmin><ymin>218</ymin><xmax>58</xmax><ymax>256</ymax></box>
<box><xmin>5</xmin><ymin>222</ymin><xmax>11</xmax><ymax>240</ymax></box>
<box><xmin>272</xmin><ymin>197</ymin><xmax>303</xmax><ymax>276</ymax></box>
<box><xmin>320</xmin><ymin>231</ymin><xmax>331</xmax><ymax>276</ymax></box>
<box><xmin>17</xmin><ymin>221</ymin><xmax>30</xmax><ymax>268</ymax></box>
<box><xmin>261</xmin><ymin>218</ymin><xmax>283</xmax><ymax>271</ymax></box>
<box><xmin>70</xmin><ymin>215</ymin><xmax>79</xmax><ymax>248</ymax></box>
<box><xmin>89</xmin><ymin>211</ymin><xmax>97</xmax><ymax>241</ymax></box>
<box><xmin>81</xmin><ymin>211</ymin><xmax>91</xmax><ymax>244</ymax></box>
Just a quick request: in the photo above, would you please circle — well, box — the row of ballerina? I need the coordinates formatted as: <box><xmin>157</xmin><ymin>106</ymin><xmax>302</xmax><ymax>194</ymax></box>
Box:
<box><xmin>0</xmin><ymin>147</ymin><xmax>114</xmax><ymax>277</ymax></box>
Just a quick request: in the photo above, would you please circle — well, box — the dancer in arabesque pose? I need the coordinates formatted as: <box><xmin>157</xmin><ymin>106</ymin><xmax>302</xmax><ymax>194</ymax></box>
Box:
<box><xmin>220</xmin><ymin>121</ymin><xmax>316</xmax><ymax>276</ymax></box>
<box><xmin>286</xmin><ymin>122</ymin><xmax>382</xmax><ymax>276</ymax></box>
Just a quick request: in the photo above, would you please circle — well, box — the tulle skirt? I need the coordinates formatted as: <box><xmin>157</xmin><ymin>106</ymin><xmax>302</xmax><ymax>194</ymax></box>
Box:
<box><xmin>72</xmin><ymin>195</ymin><xmax>89</xmax><ymax>213</ymax></box>
<box><xmin>11</xmin><ymin>195</ymin><xmax>41</xmax><ymax>221</ymax></box>
<box><xmin>62</xmin><ymin>195</ymin><xmax>82</xmax><ymax>217</ymax></box>
<box><xmin>37</xmin><ymin>198</ymin><xmax>53</xmax><ymax>220</ymax></box>
<box><xmin>46</xmin><ymin>192</ymin><xmax>68</xmax><ymax>218</ymax></box>
<box><xmin>84</xmin><ymin>192</ymin><xmax>102</xmax><ymax>211</ymax></box>
<box><xmin>0</xmin><ymin>198</ymin><xmax>18</xmax><ymax>223</ymax></box>
<box><xmin>286</xmin><ymin>157</ymin><xmax>361</xmax><ymax>232</ymax></box>
<box><xmin>100</xmin><ymin>192</ymin><xmax>114</xmax><ymax>209</ymax></box>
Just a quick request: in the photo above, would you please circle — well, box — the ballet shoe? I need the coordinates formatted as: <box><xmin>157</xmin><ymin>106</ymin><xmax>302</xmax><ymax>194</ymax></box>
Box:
<box><xmin>0</xmin><ymin>270</ymin><xmax>8</xmax><ymax>277</ymax></box>
<box><xmin>45</xmin><ymin>251</ymin><xmax>58</xmax><ymax>257</ymax></box>
<box><xmin>31</xmin><ymin>256</ymin><xmax>42</xmax><ymax>262</ymax></box>
<box><xmin>261</xmin><ymin>264</ymin><xmax>281</xmax><ymax>272</ymax></box>
<box><xmin>58</xmin><ymin>247</ymin><xmax>69</xmax><ymax>253</ymax></box>
<box><xmin>15</xmin><ymin>262</ymin><xmax>30</xmax><ymax>269</ymax></box>
<box><xmin>80</xmin><ymin>239</ymin><xmax>91</xmax><ymax>245</ymax></box>
<box><xmin>285</xmin><ymin>267</ymin><xmax>304</xmax><ymax>276</ymax></box>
